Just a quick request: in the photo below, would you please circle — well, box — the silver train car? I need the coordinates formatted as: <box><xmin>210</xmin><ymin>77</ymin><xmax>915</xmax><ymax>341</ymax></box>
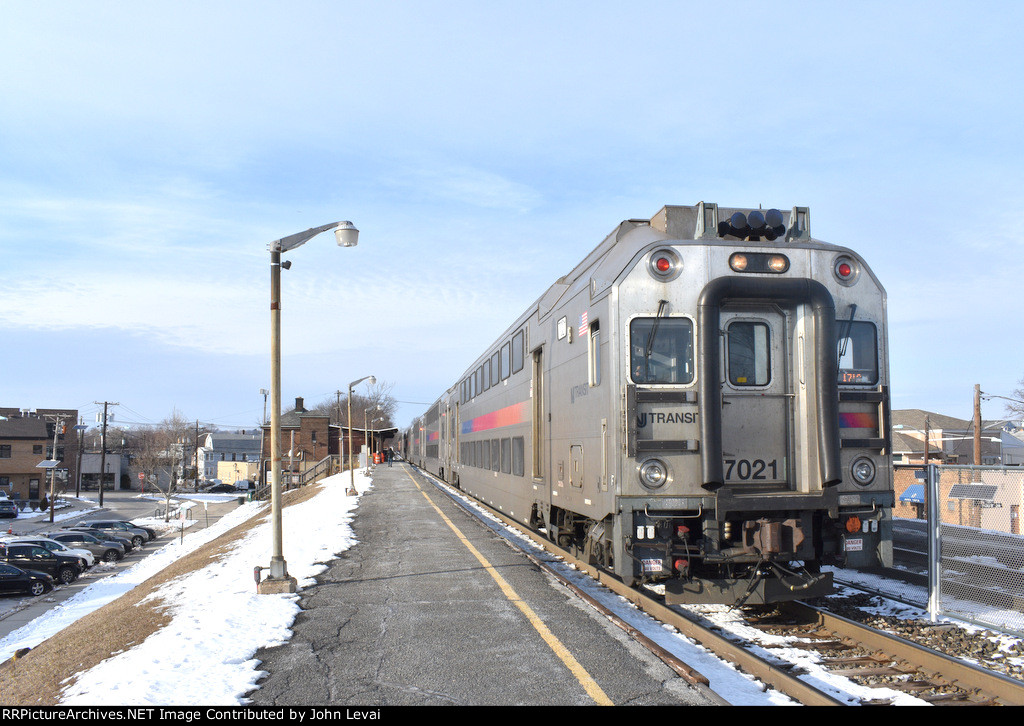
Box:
<box><xmin>404</xmin><ymin>203</ymin><xmax>893</xmax><ymax>605</ymax></box>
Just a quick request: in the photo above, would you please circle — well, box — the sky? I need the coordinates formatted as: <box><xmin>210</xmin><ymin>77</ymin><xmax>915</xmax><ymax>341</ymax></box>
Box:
<box><xmin>0</xmin><ymin>470</ymin><xmax>939</xmax><ymax>706</ymax></box>
<box><xmin>2</xmin><ymin>1</ymin><xmax>1023</xmax><ymax>432</ymax></box>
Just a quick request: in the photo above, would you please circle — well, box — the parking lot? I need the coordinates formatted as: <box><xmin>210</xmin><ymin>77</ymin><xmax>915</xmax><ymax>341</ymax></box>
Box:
<box><xmin>0</xmin><ymin>490</ymin><xmax>247</xmax><ymax>640</ymax></box>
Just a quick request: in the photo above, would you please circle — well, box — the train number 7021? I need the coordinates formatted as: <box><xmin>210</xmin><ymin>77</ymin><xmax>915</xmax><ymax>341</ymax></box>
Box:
<box><xmin>724</xmin><ymin>458</ymin><xmax>779</xmax><ymax>481</ymax></box>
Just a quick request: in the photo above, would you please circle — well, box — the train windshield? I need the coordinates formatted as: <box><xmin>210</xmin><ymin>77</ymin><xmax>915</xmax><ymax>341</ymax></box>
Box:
<box><xmin>630</xmin><ymin>317</ymin><xmax>694</xmax><ymax>384</ymax></box>
<box><xmin>837</xmin><ymin>320</ymin><xmax>878</xmax><ymax>385</ymax></box>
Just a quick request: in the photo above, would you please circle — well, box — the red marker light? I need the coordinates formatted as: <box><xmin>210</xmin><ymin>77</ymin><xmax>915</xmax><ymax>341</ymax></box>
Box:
<box><xmin>648</xmin><ymin>249</ymin><xmax>681</xmax><ymax>280</ymax></box>
<box><xmin>834</xmin><ymin>256</ymin><xmax>857</xmax><ymax>284</ymax></box>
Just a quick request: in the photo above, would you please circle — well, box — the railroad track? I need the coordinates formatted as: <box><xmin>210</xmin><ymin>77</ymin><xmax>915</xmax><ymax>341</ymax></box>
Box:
<box><xmin>417</xmin><ymin>468</ymin><xmax>1024</xmax><ymax>705</ymax></box>
<box><xmin>755</xmin><ymin>600</ymin><xmax>1024</xmax><ymax>705</ymax></box>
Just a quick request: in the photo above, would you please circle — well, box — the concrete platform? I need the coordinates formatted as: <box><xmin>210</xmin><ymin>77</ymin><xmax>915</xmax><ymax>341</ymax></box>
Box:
<box><xmin>248</xmin><ymin>461</ymin><xmax>716</xmax><ymax>706</ymax></box>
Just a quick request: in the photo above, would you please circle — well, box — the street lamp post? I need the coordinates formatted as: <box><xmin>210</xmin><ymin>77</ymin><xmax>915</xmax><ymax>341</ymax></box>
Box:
<box><xmin>369</xmin><ymin>414</ymin><xmax>385</xmax><ymax>472</ymax></box>
<box><xmin>261</xmin><ymin>221</ymin><xmax>359</xmax><ymax>596</ymax></box>
<box><xmin>347</xmin><ymin>376</ymin><xmax>376</xmax><ymax>495</ymax></box>
<box><xmin>363</xmin><ymin>405</ymin><xmax>382</xmax><ymax>474</ymax></box>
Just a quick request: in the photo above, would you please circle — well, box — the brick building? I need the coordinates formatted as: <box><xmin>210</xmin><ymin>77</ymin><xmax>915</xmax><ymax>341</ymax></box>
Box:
<box><xmin>260</xmin><ymin>397</ymin><xmax>340</xmax><ymax>485</ymax></box>
<box><xmin>0</xmin><ymin>408</ymin><xmax>81</xmax><ymax>502</ymax></box>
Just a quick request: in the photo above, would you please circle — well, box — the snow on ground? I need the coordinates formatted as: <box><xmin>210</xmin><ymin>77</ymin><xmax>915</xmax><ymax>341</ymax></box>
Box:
<box><xmin>8</xmin><ymin>469</ymin><xmax>998</xmax><ymax>706</ymax></box>
<box><xmin>0</xmin><ymin>471</ymin><xmax>371</xmax><ymax>705</ymax></box>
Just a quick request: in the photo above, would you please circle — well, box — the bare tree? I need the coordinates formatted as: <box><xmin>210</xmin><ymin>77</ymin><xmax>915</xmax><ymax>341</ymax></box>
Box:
<box><xmin>1006</xmin><ymin>378</ymin><xmax>1024</xmax><ymax>418</ymax></box>
<box><xmin>126</xmin><ymin>409</ymin><xmax>195</xmax><ymax>522</ymax></box>
<box><xmin>311</xmin><ymin>380</ymin><xmax>398</xmax><ymax>430</ymax></box>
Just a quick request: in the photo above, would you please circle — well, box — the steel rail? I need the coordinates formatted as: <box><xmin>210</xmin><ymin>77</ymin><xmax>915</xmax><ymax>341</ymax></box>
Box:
<box><xmin>788</xmin><ymin>601</ymin><xmax>1024</xmax><ymax>705</ymax></box>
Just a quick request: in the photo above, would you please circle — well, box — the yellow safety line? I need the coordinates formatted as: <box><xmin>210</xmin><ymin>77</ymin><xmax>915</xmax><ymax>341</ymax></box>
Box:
<box><xmin>404</xmin><ymin>467</ymin><xmax>613</xmax><ymax>706</ymax></box>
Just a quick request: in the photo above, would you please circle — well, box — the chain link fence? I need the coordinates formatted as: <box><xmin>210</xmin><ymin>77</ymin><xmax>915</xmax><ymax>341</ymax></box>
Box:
<box><xmin>892</xmin><ymin>464</ymin><xmax>1024</xmax><ymax>634</ymax></box>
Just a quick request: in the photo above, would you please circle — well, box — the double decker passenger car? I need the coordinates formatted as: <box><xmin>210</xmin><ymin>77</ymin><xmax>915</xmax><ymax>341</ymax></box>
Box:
<box><xmin>406</xmin><ymin>203</ymin><xmax>893</xmax><ymax>605</ymax></box>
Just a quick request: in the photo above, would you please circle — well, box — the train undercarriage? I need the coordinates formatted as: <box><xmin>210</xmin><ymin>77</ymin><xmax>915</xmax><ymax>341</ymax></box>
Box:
<box><xmin>536</xmin><ymin>501</ymin><xmax>838</xmax><ymax>606</ymax></box>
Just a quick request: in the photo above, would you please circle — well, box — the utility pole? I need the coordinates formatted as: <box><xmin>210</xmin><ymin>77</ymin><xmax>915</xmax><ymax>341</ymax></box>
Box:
<box><xmin>974</xmin><ymin>384</ymin><xmax>982</xmax><ymax>481</ymax></box>
<box><xmin>95</xmin><ymin>402</ymin><xmax>117</xmax><ymax>507</ymax></box>
<box><xmin>195</xmin><ymin>419</ymin><xmax>201</xmax><ymax>491</ymax></box>
<box><xmin>923</xmin><ymin>415</ymin><xmax>930</xmax><ymax>465</ymax></box>
<box><xmin>46</xmin><ymin>414</ymin><xmax>67</xmax><ymax>523</ymax></box>
<box><xmin>75</xmin><ymin>417</ymin><xmax>85</xmax><ymax>497</ymax></box>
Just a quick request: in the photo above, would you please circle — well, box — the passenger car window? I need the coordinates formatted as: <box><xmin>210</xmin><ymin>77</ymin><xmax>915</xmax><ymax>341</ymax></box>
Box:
<box><xmin>837</xmin><ymin>320</ymin><xmax>878</xmax><ymax>385</ymax></box>
<box><xmin>727</xmin><ymin>321</ymin><xmax>770</xmax><ymax>386</ymax></box>
<box><xmin>501</xmin><ymin>343</ymin><xmax>511</xmax><ymax>380</ymax></box>
<box><xmin>629</xmin><ymin>318</ymin><xmax>694</xmax><ymax>384</ymax></box>
<box><xmin>511</xmin><ymin>330</ymin><xmax>525</xmax><ymax>374</ymax></box>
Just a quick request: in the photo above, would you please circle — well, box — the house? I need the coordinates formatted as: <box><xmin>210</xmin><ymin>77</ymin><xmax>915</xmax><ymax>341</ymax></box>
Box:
<box><xmin>1001</xmin><ymin>423</ymin><xmax>1024</xmax><ymax>466</ymax></box>
<box><xmin>197</xmin><ymin>432</ymin><xmax>262</xmax><ymax>484</ymax></box>
<box><xmin>892</xmin><ymin>410</ymin><xmax>1024</xmax><ymax>532</ymax></box>
<box><xmin>891</xmin><ymin>409</ymin><xmax>1005</xmax><ymax>465</ymax></box>
<box><xmin>0</xmin><ymin>408</ymin><xmax>80</xmax><ymax>502</ymax></box>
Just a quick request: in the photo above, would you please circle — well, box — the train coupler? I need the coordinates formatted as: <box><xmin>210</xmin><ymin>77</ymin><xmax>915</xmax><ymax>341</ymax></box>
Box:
<box><xmin>664</xmin><ymin>567</ymin><xmax>833</xmax><ymax>606</ymax></box>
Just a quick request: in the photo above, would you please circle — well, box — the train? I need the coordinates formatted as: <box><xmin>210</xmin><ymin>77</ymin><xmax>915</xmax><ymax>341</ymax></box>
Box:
<box><xmin>402</xmin><ymin>202</ymin><xmax>894</xmax><ymax>606</ymax></box>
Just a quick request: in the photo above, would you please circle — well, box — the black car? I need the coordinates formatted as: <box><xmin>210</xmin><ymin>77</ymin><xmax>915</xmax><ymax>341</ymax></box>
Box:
<box><xmin>0</xmin><ymin>563</ymin><xmax>53</xmax><ymax>597</ymax></box>
<box><xmin>0</xmin><ymin>543</ymin><xmax>81</xmax><ymax>585</ymax></box>
<box><xmin>0</xmin><ymin>500</ymin><xmax>17</xmax><ymax>518</ymax></box>
<box><xmin>107</xmin><ymin>519</ymin><xmax>157</xmax><ymax>540</ymax></box>
<box><xmin>206</xmin><ymin>484</ymin><xmax>237</xmax><ymax>493</ymax></box>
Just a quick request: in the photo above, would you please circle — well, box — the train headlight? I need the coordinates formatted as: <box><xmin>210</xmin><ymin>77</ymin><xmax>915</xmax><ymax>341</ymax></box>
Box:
<box><xmin>638</xmin><ymin>459</ymin><xmax>669</xmax><ymax>490</ymax></box>
<box><xmin>647</xmin><ymin>248</ymin><xmax>682</xmax><ymax>282</ymax></box>
<box><xmin>850</xmin><ymin>456</ymin><xmax>876</xmax><ymax>486</ymax></box>
<box><xmin>729</xmin><ymin>252</ymin><xmax>789</xmax><ymax>274</ymax></box>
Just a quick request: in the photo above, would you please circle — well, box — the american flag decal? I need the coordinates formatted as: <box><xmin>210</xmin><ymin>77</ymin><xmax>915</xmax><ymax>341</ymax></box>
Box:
<box><xmin>578</xmin><ymin>311</ymin><xmax>588</xmax><ymax>337</ymax></box>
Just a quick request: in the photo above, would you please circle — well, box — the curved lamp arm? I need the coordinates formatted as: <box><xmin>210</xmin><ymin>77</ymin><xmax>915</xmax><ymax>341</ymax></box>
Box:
<box><xmin>271</xmin><ymin>221</ymin><xmax>359</xmax><ymax>252</ymax></box>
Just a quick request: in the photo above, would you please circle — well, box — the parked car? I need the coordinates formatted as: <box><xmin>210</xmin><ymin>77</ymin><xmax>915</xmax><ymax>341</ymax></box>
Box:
<box><xmin>64</xmin><ymin>526</ymin><xmax>134</xmax><ymax>553</ymax></box>
<box><xmin>0</xmin><ymin>563</ymin><xmax>54</xmax><ymax>597</ymax></box>
<box><xmin>0</xmin><ymin>542</ymin><xmax>81</xmax><ymax>585</ymax></box>
<box><xmin>109</xmin><ymin>520</ymin><xmax>157</xmax><ymax>541</ymax></box>
<box><xmin>0</xmin><ymin>500</ymin><xmax>18</xmax><ymax>518</ymax></box>
<box><xmin>76</xmin><ymin>520</ymin><xmax>150</xmax><ymax>549</ymax></box>
<box><xmin>206</xmin><ymin>484</ymin><xmax>237</xmax><ymax>493</ymax></box>
<box><xmin>5</xmin><ymin>537</ymin><xmax>94</xmax><ymax>568</ymax></box>
<box><xmin>43</xmin><ymin>531</ymin><xmax>125</xmax><ymax>563</ymax></box>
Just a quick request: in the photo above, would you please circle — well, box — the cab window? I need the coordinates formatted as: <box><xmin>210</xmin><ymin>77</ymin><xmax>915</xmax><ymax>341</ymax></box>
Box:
<box><xmin>837</xmin><ymin>320</ymin><xmax>878</xmax><ymax>385</ymax></box>
<box><xmin>629</xmin><ymin>318</ymin><xmax>694</xmax><ymax>384</ymax></box>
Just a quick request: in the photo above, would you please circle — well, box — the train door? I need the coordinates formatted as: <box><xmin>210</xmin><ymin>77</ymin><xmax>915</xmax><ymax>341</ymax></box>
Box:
<box><xmin>454</xmin><ymin>402</ymin><xmax>461</xmax><ymax>486</ymax></box>
<box><xmin>532</xmin><ymin>347</ymin><xmax>545</xmax><ymax>482</ymax></box>
<box><xmin>719</xmin><ymin>307</ymin><xmax>792</xmax><ymax>488</ymax></box>
<box><xmin>445</xmin><ymin>402</ymin><xmax>454</xmax><ymax>483</ymax></box>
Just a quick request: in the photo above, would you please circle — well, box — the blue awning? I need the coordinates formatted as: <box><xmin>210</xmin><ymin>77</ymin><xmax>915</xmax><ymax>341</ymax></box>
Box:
<box><xmin>900</xmin><ymin>484</ymin><xmax>925</xmax><ymax>504</ymax></box>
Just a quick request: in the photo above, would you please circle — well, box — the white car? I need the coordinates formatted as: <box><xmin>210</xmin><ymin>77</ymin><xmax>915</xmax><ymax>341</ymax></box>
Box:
<box><xmin>3</xmin><ymin>536</ymin><xmax>96</xmax><ymax>568</ymax></box>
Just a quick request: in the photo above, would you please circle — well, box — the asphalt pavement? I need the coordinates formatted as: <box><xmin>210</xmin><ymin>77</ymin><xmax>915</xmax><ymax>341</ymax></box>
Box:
<box><xmin>248</xmin><ymin>462</ymin><xmax>716</xmax><ymax>707</ymax></box>
<box><xmin>0</xmin><ymin>489</ymin><xmax>246</xmax><ymax>642</ymax></box>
